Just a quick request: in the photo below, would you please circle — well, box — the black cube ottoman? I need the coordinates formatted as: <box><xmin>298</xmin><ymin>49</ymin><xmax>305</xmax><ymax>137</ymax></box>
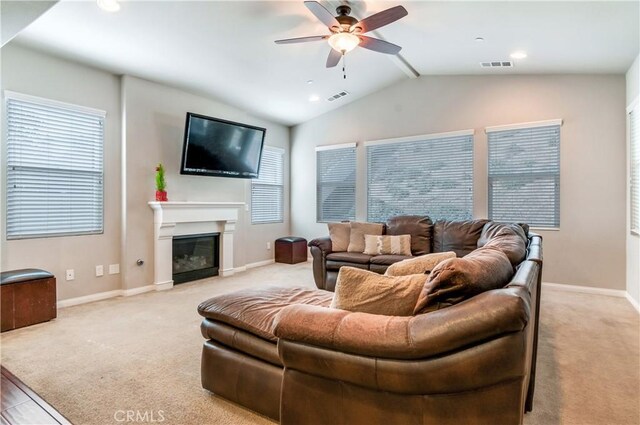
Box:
<box><xmin>275</xmin><ymin>237</ymin><xmax>307</xmax><ymax>264</ymax></box>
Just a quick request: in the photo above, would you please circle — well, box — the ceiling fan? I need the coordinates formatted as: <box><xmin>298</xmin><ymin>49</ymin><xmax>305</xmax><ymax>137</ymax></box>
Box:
<box><xmin>275</xmin><ymin>1</ymin><xmax>408</xmax><ymax>68</ymax></box>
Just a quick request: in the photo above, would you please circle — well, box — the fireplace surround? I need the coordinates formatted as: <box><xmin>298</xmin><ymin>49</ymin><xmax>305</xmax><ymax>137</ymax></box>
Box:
<box><xmin>148</xmin><ymin>201</ymin><xmax>242</xmax><ymax>290</ymax></box>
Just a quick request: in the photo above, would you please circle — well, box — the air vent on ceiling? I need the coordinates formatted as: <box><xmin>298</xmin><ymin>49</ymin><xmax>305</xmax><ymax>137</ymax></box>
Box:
<box><xmin>327</xmin><ymin>91</ymin><xmax>349</xmax><ymax>102</ymax></box>
<box><xmin>480</xmin><ymin>61</ymin><xmax>513</xmax><ymax>68</ymax></box>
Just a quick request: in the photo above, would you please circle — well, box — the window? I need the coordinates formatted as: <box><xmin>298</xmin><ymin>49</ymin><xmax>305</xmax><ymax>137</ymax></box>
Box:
<box><xmin>487</xmin><ymin>120</ymin><xmax>561</xmax><ymax>228</ymax></box>
<box><xmin>316</xmin><ymin>144</ymin><xmax>356</xmax><ymax>222</ymax></box>
<box><xmin>6</xmin><ymin>92</ymin><xmax>104</xmax><ymax>239</ymax></box>
<box><xmin>630</xmin><ymin>107</ymin><xmax>640</xmax><ymax>235</ymax></box>
<box><xmin>251</xmin><ymin>146</ymin><xmax>284</xmax><ymax>224</ymax></box>
<box><xmin>366</xmin><ymin>131</ymin><xmax>474</xmax><ymax>222</ymax></box>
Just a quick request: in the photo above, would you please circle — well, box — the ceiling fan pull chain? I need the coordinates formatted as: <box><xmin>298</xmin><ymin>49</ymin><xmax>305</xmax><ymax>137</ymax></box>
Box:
<box><xmin>342</xmin><ymin>53</ymin><xmax>347</xmax><ymax>79</ymax></box>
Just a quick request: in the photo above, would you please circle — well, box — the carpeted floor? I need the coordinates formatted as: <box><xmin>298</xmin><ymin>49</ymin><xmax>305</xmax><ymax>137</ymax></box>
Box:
<box><xmin>1</xmin><ymin>262</ymin><xmax>638</xmax><ymax>425</ymax></box>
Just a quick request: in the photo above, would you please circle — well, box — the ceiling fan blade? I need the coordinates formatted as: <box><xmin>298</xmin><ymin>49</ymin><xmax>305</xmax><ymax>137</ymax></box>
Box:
<box><xmin>358</xmin><ymin>36</ymin><xmax>402</xmax><ymax>55</ymax></box>
<box><xmin>275</xmin><ymin>35</ymin><xmax>328</xmax><ymax>44</ymax></box>
<box><xmin>351</xmin><ymin>5</ymin><xmax>408</xmax><ymax>34</ymax></box>
<box><xmin>304</xmin><ymin>1</ymin><xmax>340</xmax><ymax>31</ymax></box>
<box><xmin>326</xmin><ymin>48</ymin><xmax>342</xmax><ymax>68</ymax></box>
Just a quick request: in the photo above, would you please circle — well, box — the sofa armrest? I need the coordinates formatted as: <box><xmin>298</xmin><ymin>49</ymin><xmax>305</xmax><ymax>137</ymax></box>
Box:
<box><xmin>308</xmin><ymin>237</ymin><xmax>332</xmax><ymax>290</ymax></box>
<box><xmin>274</xmin><ymin>287</ymin><xmax>530</xmax><ymax>360</ymax></box>
<box><xmin>308</xmin><ymin>236</ymin><xmax>332</xmax><ymax>254</ymax></box>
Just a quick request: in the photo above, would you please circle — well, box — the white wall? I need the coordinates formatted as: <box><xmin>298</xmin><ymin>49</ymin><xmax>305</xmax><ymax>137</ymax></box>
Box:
<box><xmin>626</xmin><ymin>54</ymin><xmax>639</xmax><ymax>307</ymax></box>
<box><xmin>1</xmin><ymin>44</ymin><xmax>122</xmax><ymax>300</ymax></box>
<box><xmin>121</xmin><ymin>76</ymin><xmax>290</xmax><ymax>290</ymax></box>
<box><xmin>291</xmin><ymin>74</ymin><xmax>627</xmax><ymax>290</ymax></box>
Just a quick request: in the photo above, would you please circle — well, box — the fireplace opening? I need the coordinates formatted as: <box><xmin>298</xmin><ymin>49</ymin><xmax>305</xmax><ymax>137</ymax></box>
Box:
<box><xmin>172</xmin><ymin>233</ymin><xmax>220</xmax><ymax>284</ymax></box>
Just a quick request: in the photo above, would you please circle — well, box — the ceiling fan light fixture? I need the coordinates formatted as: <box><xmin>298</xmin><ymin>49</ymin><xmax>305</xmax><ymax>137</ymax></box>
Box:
<box><xmin>328</xmin><ymin>32</ymin><xmax>360</xmax><ymax>53</ymax></box>
<box><xmin>97</xmin><ymin>0</ymin><xmax>121</xmax><ymax>12</ymax></box>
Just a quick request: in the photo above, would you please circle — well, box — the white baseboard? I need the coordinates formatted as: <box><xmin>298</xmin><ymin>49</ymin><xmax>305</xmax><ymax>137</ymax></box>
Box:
<box><xmin>247</xmin><ymin>259</ymin><xmax>275</xmax><ymax>269</ymax></box>
<box><xmin>543</xmin><ymin>282</ymin><xmax>639</xmax><ymax>313</ymax></box>
<box><xmin>122</xmin><ymin>285</ymin><xmax>155</xmax><ymax>297</ymax></box>
<box><xmin>625</xmin><ymin>292</ymin><xmax>640</xmax><ymax>313</ymax></box>
<box><xmin>542</xmin><ymin>282</ymin><xmax>626</xmax><ymax>297</ymax></box>
<box><xmin>58</xmin><ymin>285</ymin><xmax>155</xmax><ymax>308</ymax></box>
<box><xmin>57</xmin><ymin>290</ymin><xmax>124</xmax><ymax>308</ymax></box>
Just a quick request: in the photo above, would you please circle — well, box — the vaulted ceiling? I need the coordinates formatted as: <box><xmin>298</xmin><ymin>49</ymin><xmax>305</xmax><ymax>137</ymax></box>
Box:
<box><xmin>10</xmin><ymin>1</ymin><xmax>640</xmax><ymax>126</ymax></box>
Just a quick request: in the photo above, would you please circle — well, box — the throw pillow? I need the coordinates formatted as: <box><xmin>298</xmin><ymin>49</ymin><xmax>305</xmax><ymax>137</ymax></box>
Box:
<box><xmin>347</xmin><ymin>222</ymin><xmax>384</xmax><ymax>253</ymax></box>
<box><xmin>384</xmin><ymin>251</ymin><xmax>456</xmax><ymax>276</ymax></box>
<box><xmin>363</xmin><ymin>235</ymin><xmax>412</xmax><ymax>256</ymax></box>
<box><xmin>413</xmin><ymin>246</ymin><xmax>514</xmax><ymax>314</ymax></box>
<box><xmin>331</xmin><ymin>267</ymin><xmax>428</xmax><ymax>316</ymax></box>
<box><xmin>328</xmin><ymin>222</ymin><xmax>351</xmax><ymax>252</ymax></box>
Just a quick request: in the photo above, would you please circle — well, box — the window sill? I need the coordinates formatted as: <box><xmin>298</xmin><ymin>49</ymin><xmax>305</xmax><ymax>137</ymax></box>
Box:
<box><xmin>529</xmin><ymin>227</ymin><xmax>560</xmax><ymax>232</ymax></box>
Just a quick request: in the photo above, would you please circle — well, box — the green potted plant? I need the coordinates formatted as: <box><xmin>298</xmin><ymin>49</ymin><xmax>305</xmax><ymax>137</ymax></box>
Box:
<box><xmin>155</xmin><ymin>163</ymin><xmax>168</xmax><ymax>201</ymax></box>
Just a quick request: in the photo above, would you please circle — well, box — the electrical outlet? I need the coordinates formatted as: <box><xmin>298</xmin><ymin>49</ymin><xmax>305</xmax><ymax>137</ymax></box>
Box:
<box><xmin>66</xmin><ymin>269</ymin><xmax>75</xmax><ymax>281</ymax></box>
<box><xmin>108</xmin><ymin>264</ymin><xmax>120</xmax><ymax>274</ymax></box>
<box><xmin>96</xmin><ymin>265</ymin><xmax>104</xmax><ymax>277</ymax></box>
<box><xmin>266</xmin><ymin>242</ymin><xmax>271</xmax><ymax>250</ymax></box>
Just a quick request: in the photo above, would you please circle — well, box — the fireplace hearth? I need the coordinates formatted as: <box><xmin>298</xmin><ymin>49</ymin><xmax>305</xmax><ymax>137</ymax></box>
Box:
<box><xmin>172</xmin><ymin>233</ymin><xmax>220</xmax><ymax>284</ymax></box>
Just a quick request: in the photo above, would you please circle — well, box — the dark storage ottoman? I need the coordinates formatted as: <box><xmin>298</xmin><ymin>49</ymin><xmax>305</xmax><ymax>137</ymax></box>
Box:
<box><xmin>1</xmin><ymin>269</ymin><xmax>56</xmax><ymax>332</ymax></box>
<box><xmin>275</xmin><ymin>237</ymin><xmax>308</xmax><ymax>264</ymax></box>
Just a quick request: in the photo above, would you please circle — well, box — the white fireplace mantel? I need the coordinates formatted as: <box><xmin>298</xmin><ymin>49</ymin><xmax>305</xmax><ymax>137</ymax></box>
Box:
<box><xmin>148</xmin><ymin>201</ymin><xmax>243</xmax><ymax>290</ymax></box>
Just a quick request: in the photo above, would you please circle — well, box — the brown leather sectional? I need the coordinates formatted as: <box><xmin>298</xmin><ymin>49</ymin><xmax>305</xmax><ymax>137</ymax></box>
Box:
<box><xmin>198</xmin><ymin>217</ymin><xmax>543</xmax><ymax>424</ymax></box>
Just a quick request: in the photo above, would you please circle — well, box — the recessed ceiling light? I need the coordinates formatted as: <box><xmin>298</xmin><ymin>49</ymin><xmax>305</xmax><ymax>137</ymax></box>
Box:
<box><xmin>97</xmin><ymin>0</ymin><xmax>120</xmax><ymax>12</ymax></box>
<box><xmin>309</xmin><ymin>95</ymin><xmax>320</xmax><ymax>102</ymax></box>
<box><xmin>510</xmin><ymin>51</ymin><xmax>527</xmax><ymax>59</ymax></box>
<box><xmin>475</xmin><ymin>37</ymin><xmax>485</xmax><ymax>42</ymax></box>
<box><xmin>307</xmin><ymin>80</ymin><xmax>314</xmax><ymax>85</ymax></box>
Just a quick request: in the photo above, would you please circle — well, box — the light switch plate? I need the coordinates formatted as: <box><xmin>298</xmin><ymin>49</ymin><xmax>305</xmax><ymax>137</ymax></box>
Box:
<box><xmin>108</xmin><ymin>264</ymin><xmax>120</xmax><ymax>274</ymax></box>
<box><xmin>96</xmin><ymin>265</ymin><xmax>104</xmax><ymax>277</ymax></box>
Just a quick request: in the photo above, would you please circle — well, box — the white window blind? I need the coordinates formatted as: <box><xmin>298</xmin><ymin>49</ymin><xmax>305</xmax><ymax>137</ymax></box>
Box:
<box><xmin>316</xmin><ymin>144</ymin><xmax>356</xmax><ymax>222</ymax></box>
<box><xmin>251</xmin><ymin>146</ymin><xmax>284</xmax><ymax>224</ymax></box>
<box><xmin>630</xmin><ymin>107</ymin><xmax>640</xmax><ymax>234</ymax></box>
<box><xmin>487</xmin><ymin>122</ymin><xmax>561</xmax><ymax>228</ymax></box>
<box><xmin>366</xmin><ymin>132</ymin><xmax>474</xmax><ymax>222</ymax></box>
<box><xmin>6</xmin><ymin>92</ymin><xmax>105</xmax><ymax>239</ymax></box>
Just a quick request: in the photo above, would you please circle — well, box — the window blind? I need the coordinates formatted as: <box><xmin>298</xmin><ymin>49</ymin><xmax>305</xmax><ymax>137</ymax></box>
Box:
<box><xmin>631</xmin><ymin>108</ymin><xmax>640</xmax><ymax>234</ymax></box>
<box><xmin>488</xmin><ymin>123</ymin><xmax>561</xmax><ymax>228</ymax></box>
<box><xmin>316</xmin><ymin>145</ymin><xmax>356</xmax><ymax>222</ymax></box>
<box><xmin>251</xmin><ymin>146</ymin><xmax>284</xmax><ymax>224</ymax></box>
<box><xmin>366</xmin><ymin>133</ymin><xmax>474</xmax><ymax>222</ymax></box>
<box><xmin>6</xmin><ymin>93</ymin><xmax>105</xmax><ymax>239</ymax></box>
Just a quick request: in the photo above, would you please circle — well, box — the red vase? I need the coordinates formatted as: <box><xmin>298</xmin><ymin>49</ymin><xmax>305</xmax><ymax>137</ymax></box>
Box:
<box><xmin>155</xmin><ymin>190</ymin><xmax>168</xmax><ymax>202</ymax></box>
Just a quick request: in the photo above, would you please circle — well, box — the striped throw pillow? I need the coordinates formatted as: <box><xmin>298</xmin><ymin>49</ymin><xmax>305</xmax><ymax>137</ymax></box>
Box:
<box><xmin>363</xmin><ymin>234</ymin><xmax>412</xmax><ymax>256</ymax></box>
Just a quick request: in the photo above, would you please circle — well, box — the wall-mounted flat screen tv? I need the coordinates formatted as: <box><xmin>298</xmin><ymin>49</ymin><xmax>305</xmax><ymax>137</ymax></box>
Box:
<box><xmin>180</xmin><ymin>112</ymin><xmax>266</xmax><ymax>178</ymax></box>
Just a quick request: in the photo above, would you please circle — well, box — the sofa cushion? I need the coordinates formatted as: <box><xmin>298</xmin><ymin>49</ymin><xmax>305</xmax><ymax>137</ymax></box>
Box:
<box><xmin>326</xmin><ymin>261</ymin><xmax>369</xmax><ymax>271</ymax></box>
<box><xmin>326</xmin><ymin>252</ymin><xmax>372</xmax><ymax>264</ymax></box>
<box><xmin>363</xmin><ymin>235</ymin><xmax>412</xmax><ymax>256</ymax></box>
<box><xmin>477</xmin><ymin>222</ymin><xmax>527</xmax><ymax>266</ymax></box>
<box><xmin>198</xmin><ymin>286</ymin><xmax>333</xmax><ymax>342</ymax></box>
<box><xmin>369</xmin><ymin>264</ymin><xmax>389</xmax><ymax>274</ymax></box>
<box><xmin>370</xmin><ymin>254</ymin><xmax>413</xmax><ymax>266</ymax></box>
<box><xmin>413</xmin><ymin>247</ymin><xmax>513</xmax><ymax>314</ymax></box>
<box><xmin>432</xmin><ymin>219</ymin><xmax>489</xmax><ymax>257</ymax></box>
<box><xmin>328</xmin><ymin>222</ymin><xmax>351</xmax><ymax>252</ymax></box>
<box><xmin>332</xmin><ymin>267</ymin><xmax>428</xmax><ymax>316</ymax></box>
<box><xmin>347</xmin><ymin>222</ymin><xmax>384</xmax><ymax>253</ymax></box>
<box><xmin>386</xmin><ymin>215</ymin><xmax>433</xmax><ymax>256</ymax></box>
<box><xmin>385</xmin><ymin>251</ymin><xmax>457</xmax><ymax>276</ymax></box>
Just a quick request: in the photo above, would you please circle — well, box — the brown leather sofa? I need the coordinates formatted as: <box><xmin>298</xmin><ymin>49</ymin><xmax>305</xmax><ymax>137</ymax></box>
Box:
<box><xmin>198</xmin><ymin>220</ymin><xmax>543</xmax><ymax>425</ymax></box>
<box><xmin>310</xmin><ymin>216</ymin><xmax>498</xmax><ymax>291</ymax></box>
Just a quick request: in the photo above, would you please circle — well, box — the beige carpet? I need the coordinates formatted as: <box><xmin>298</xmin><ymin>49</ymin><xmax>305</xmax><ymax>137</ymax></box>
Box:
<box><xmin>1</xmin><ymin>262</ymin><xmax>639</xmax><ymax>425</ymax></box>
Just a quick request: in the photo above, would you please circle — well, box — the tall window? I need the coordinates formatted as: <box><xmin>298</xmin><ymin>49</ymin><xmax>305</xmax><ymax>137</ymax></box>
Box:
<box><xmin>487</xmin><ymin>120</ymin><xmax>561</xmax><ymax>228</ymax></box>
<box><xmin>630</xmin><ymin>107</ymin><xmax>639</xmax><ymax>235</ymax></box>
<box><xmin>251</xmin><ymin>146</ymin><xmax>284</xmax><ymax>224</ymax></box>
<box><xmin>366</xmin><ymin>131</ymin><xmax>474</xmax><ymax>222</ymax></box>
<box><xmin>6</xmin><ymin>92</ymin><xmax>104</xmax><ymax>239</ymax></box>
<box><xmin>316</xmin><ymin>144</ymin><xmax>356</xmax><ymax>222</ymax></box>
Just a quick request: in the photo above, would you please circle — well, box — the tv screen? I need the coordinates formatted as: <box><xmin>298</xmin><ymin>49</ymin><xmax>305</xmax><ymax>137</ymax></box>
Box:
<box><xmin>180</xmin><ymin>112</ymin><xmax>266</xmax><ymax>178</ymax></box>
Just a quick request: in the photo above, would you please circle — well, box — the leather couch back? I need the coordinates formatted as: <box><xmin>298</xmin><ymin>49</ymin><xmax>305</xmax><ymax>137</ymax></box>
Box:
<box><xmin>432</xmin><ymin>219</ymin><xmax>489</xmax><ymax>257</ymax></box>
<box><xmin>386</xmin><ymin>215</ymin><xmax>433</xmax><ymax>256</ymax></box>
